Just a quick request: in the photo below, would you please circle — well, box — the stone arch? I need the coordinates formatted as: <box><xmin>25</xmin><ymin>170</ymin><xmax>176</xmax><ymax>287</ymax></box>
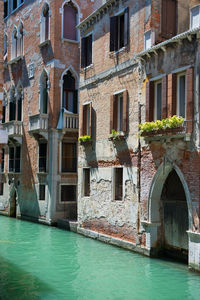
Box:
<box><xmin>39</xmin><ymin>69</ymin><xmax>49</xmax><ymax>114</ymax></box>
<box><xmin>11</xmin><ymin>26</ymin><xmax>17</xmax><ymax>59</ymax></box>
<box><xmin>40</xmin><ymin>2</ymin><xmax>51</xmax><ymax>43</ymax></box>
<box><xmin>148</xmin><ymin>160</ymin><xmax>193</xmax><ymax>230</ymax></box>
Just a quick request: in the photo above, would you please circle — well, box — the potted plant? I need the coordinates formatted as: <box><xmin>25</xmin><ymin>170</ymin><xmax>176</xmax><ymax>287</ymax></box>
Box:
<box><xmin>109</xmin><ymin>129</ymin><xmax>125</xmax><ymax>141</ymax></box>
<box><xmin>78</xmin><ymin>135</ymin><xmax>92</xmax><ymax>145</ymax></box>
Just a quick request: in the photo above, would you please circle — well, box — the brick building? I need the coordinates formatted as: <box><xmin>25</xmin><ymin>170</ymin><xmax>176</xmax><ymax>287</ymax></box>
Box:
<box><xmin>78</xmin><ymin>0</ymin><xmax>200</xmax><ymax>271</ymax></box>
<box><xmin>0</xmin><ymin>0</ymin><xmax>102</xmax><ymax>223</ymax></box>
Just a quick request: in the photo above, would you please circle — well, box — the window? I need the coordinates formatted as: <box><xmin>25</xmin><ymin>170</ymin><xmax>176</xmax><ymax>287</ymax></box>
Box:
<box><xmin>110</xmin><ymin>90</ymin><xmax>128</xmax><ymax>133</ymax></box>
<box><xmin>12</xmin><ymin>0</ymin><xmax>24</xmax><ymax>12</ymax></box>
<box><xmin>161</xmin><ymin>0</ymin><xmax>176</xmax><ymax>39</ymax></box>
<box><xmin>62</xmin><ymin>71</ymin><xmax>77</xmax><ymax>113</ymax></box>
<box><xmin>9</xmin><ymin>146</ymin><xmax>21</xmax><ymax>173</ymax></box>
<box><xmin>4</xmin><ymin>34</ymin><xmax>8</xmax><ymax>59</ymax></box>
<box><xmin>154</xmin><ymin>81</ymin><xmax>162</xmax><ymax>121</ymax></box>
<box><xmin>110</xmin><ymin>8</ymin><xmax>129</xmax><ymax>52</ymax></box>
<box><xmin>61</xmin><ymin>185</ymin><xmax>76</xmax><ymax>202</ymax></box>
<box><xmin>0</xmin><ymin>149</ymin><xmax>5</xmax><ymax>173</ymax></box>
<box><xmin>62</xmin><ymin>142</ymin><xmax>77</xmax><ymax>173</ymax></box>
<box><xmin>83</xmin><ymin>168</ymin><xmax>90</xmax><ymax>197</ymax></box>
<box><xmin>40</xmin><ymin>4</ymin><xmax>50</xmax><ymax>43</ymax></box>
<box><xmin>63</xmin><ymin>2</ymin><xmax>77</xmax><ymax>40</ymax></box>
<box><xmin>144</xmin><ymin>30</ymin><xmax>152</xmax><ymax>50</ymax></box>
<box><xmin>2</xmin><ymin>91</ymin><xmax>7</xmax><ymax>124</ymax></box>
<box><xmin>81</xmin><ymin>34</ymin><xmax>92</xmax><ymax>68</ymax></box>
<box><xmin>11</xmin><ymin>28</ymin><xmax>17</xmax><ymax>60</ymax></box>
<box><xmin>40</xmin><ymin>70</ymin><xmax>48</xmax><ymax>114</ymax></box>
<box><xmin>177</xmin><ymin>74</ymin><xmax>186</xmax><ymax>118</ymax></box>
<box><xmin>39</xmin><ymin>184</ymin><xmax>46</xmax><ymax>201</ymax></box>
<box><xmin>81</xmin><ymin>103</ymin><xmax>92</xmax><ymax>136</ymax></box>
<box><xmin>17</xmin><ymin>23</ymin><xmax>24</xmax><ymax>57</ymax></box>
<box><xmin>39</xmin><ymin>143</ymin><xmax>47</xmax><ymax>173</ymax></box>
<box><xmin>114</xmin><ymin>167</ymin><xmax>123</xmax><ymax>200</ymax></box>
<box><xmin>4</xmin><ymin>0</ymin><xmax>8</xmax><ymax>18</ymax></box>
<box><xmin>9</xmin><ymin>85</ymin><xmax>23</xmax><ymax>122</ymax></box>
<box><xmin>0</xmin><ymin>183</ymin><xmax>4</xmax><ymax>196</ymax></box>
<box><xmin>190</xmin><ymin>6</ymin><xmax>200</xmax><ymax>29</ymax></box>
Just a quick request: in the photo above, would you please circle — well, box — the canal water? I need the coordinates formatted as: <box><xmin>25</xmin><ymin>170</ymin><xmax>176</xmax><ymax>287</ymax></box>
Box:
<box><xmin>0</xmin><ymin>216</ymin><xmax>200</xmax><ymax>300</ymax></box>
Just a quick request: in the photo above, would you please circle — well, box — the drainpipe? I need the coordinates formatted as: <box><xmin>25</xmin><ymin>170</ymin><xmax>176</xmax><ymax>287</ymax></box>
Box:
<box><xmin>137</xmin><ymin>103</ymin><xmax>142</xmax><ymax>233</ymax></box>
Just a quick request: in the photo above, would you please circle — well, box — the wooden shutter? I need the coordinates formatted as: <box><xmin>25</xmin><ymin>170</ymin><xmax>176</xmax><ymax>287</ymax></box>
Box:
<box><xmin>80</xmin><ymin>104</ymin><xmax>85</xmax><ymax>136</ymax></box>
<box><xmin>124</xmin><ymin>7</ymin><xmax>129</xmax><ymax>47</ymax></box>
<box><xmin>162</xmin><ymin>0</ymin><xmax>176</xmax><ymax>38</ymax></box>
<box><xmin>122</xmin><ymin>90</ymin><xmax>128</xmax><ymax>133</ymax></box>
<box><xmin>87</xmin><ymin>35</ymin><xmax>92</xmax><ymax>66</ymax></box>
<box><xmin>89</xmin><ymin>102</ymin><xmax>92</xmax><ymax>138</ymax></box>
<box><xmin>81</xmin><ymin>38</ymin><xmax>86</xmax><ymax>68</ymax></box>
<box><xmin>186</xmin><ymin>67</ymin><xmax>194</xmax><ymax>133</ymax></box>
<box><xmin>110</xmin><ymin>16</ymin><xmax>117</xmax><ymax>51</ymax></box>
<box><xmin>110</xmin><ymin>95</ymin><xmax>118</xmax><ymax>133</ymax></box>
<box><xmin>63</xmin><ymin>5</ymin><xmax>77</xmax><ymax>40</ymax></box>
<box><xmin>167</xmin><ymin>73</ymin><xmax>177</xmax><ymax>117</ymax></box>
<box><xmin>162</xmin><ymin>75</ymin><xmax>168</xmax><ymax>119</ymax></box>
<box><xmin>146</xmin><ymin>81</ymin><xmax>154</xmax><ymax>122</ymax></box>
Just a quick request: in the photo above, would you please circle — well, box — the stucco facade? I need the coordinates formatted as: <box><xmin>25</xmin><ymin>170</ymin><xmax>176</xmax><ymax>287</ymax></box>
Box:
<box><xmin>78</xmin><ymin>0</ymin><xmax>200</xmax><ymax>271</ymax></box>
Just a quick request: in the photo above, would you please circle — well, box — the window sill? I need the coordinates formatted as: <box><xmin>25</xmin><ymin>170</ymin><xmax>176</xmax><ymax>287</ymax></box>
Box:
<box><xmin>8</xmin><ymin>55</ymin><xmax>24</xmax><ymax>65</ymax></box>
<box><xmin>38</xmin><ymin>40</ymin><xmax>50</xmax><ymax>48</ymax></box>
<box><xmin>59</xmin><ymin>201</ymin><xmax>77</xmax><ymax>204</ymax></box>
<box><xmin>37</xmin><ymin>172</ymin><xmax>48</xmax><ymax>175</ymax></box>
<box><xmin>62</xmin><ymin>38</ymin><xmax>79</xmax><ymax>44</ymax></box>
<box><xmin>60</xmin><ymin>172</ymin><xmax>77</xmax><ymax>175</ymax></box>
<box><xmin>82</xmin><ymin>64</ymin><xmax>94</xmax><ymax>71</ymax></box>
<box><xmin>109</xmin><ymin>46</ymin><xmax>128</xmax><ymax>58</ymax></box>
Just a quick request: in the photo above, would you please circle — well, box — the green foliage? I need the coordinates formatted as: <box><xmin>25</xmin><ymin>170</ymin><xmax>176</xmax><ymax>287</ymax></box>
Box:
<box><xmin>109</xmin><ymin>129</ymin><xmax>121</xmax><ymax>140</ymax></box>
<box><xmin>78</xmin><ymin>135</ymin><xmax>91</xmax><ymax>142</ymax></box>
<box><xmin>139</xmin><ymin>115</ymin><xmax>185</xmax><ymax>135</ymax></box>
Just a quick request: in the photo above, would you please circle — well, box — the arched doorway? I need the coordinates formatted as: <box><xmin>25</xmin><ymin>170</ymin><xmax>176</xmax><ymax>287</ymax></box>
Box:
<box><xmin>160</xmin><ymin>169</ymin><xmax>188</xmax><ymax>261</ymax></box>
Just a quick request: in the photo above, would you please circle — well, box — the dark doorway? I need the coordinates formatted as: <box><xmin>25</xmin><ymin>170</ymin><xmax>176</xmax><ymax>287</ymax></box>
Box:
<box><xmin>161</xmin><ymin>169</ymin><xmax>188</xmax><ymax>261</ymax></box>
<box><xmin>10</xmin><ymin>191</ymin><xmax>17</xmax><ymax>218</ymax></box>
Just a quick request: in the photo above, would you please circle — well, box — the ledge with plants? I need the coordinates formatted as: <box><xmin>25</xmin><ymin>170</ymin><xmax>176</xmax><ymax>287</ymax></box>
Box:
<box><xmin>109</xmin><ymin>129</ymin><xmax>125</xmax><ymax>142</ymax></box>
<box><xmin>78</xmin><ymin>135</ymin><xmax>92</xmax><ymax>145</ymax></box>
<box><xmin>139</xmin><ymin>116</ymin><xmax>185</xmax><ymax>137</ymax></box>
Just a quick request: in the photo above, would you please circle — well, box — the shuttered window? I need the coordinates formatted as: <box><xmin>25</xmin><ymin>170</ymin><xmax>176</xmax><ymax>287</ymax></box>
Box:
<box><xmin>39</xmin><ymin>143</ymin><xmax>47</xmax><ymax>173</ymax></box>
<box><xmin>81</xmin><ymin>34</ymin><xmax>92</xmax><ymax>68</ymax></box>
<box><xmin>114</xmin><ymin>168</ymin><xmax>123</xmax><ymax>201</ymax></box>
<box><xmin>9</xmin><ymin>146</ymin><xmax>21</xmax><ymax>173</ymax></box>
<box><xmin>110</xmin><ymin>90</ymin><xmax>128</xmax><ymax>133</ymax></box>
<box><xmin>110</xmin><ymin>7</ymin><xmax>129</xmax><ymax>52</ymax></box>
<box><xmin>177</xmin><ymin>74</ymin><xmax>186</xmax><ymax>118</ymax></box>
<box><xmin>81</xmin><ymin>103</ymin><xmax>92</xmax><ymax>137</ymax></box>
<box><xmin>154</xmin><ymin>82</ymin><xmax>162</xmax><ymax>121</ymax></box>
<box><xmin>62</xmin><ymin>143</ymin><xmax>77</xmax><ymax>173</ymax></box>
<box><xmin>161</xmin><ymin>0</ymin><xmax>176</xmax><ymax>39</ymax></box>
<box><xmin>83</xmin><ymin>169</ymin><xmax>90</xmax><ymax>197</ymax></box>
<box><xmin>63</xmin><ymin>4</ymin><xmax>77</xmax><ymax>40</ymax></box>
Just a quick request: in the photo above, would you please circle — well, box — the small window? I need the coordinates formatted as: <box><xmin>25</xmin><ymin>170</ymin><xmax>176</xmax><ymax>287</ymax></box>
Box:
<box><xmin>154</xmin><ymin>81</ymin><xmax>162</xmax><ymax>121</ymax></box>
<box><xmin>82</xmin><ymin>104</ymin><xmax>91</xmax><ymax>136</ymax></box>
<box><xmin>39</xmin><ymin>184</ymin><xmax>46</xmax><ymax>201</ymax></box>
<box><xmin>41</xmin><ymin>4</ymin><xmax>50</xmax><ymax>43</ymax></box>
<box><xmin>39</xmin><ymin>143</ymin><xmax>47</xmax><ymax>173</ymax></box>
<box><xmin>61</xmin><ymin>185</ymin><xmax>76</xmax><ymax>202</ymax></box>
<box><xmin>0</xmin><ymin>183</ymin><xmax>4</xmax><ymax>196</ymax></box>
<box><xmin>81</xmin><ymin>34</ymin><xmax>92</xmax><ymax>68</ymax></box>
<box><xmin>110</xmin><ymin>90</ymin><xmax>128</xmax><ymax>134</ymax></box>
<box><xmin>110</xmin><ymin>8</ymin><xmax>129</xmax><ymax>52</ymax></box>
<box><xmin>83</xmin><ymin>168</ymin><xmax>90</xmax><ymax>197</ymax></box>
<box><xmin>4</xmin><ymin>0</ymin><xmax>8</xmax><ymax>18</ymax></box>
<box><xmin>161</xmin><ymin>0</ymin><xmax>176</xmax><ymax>39</ymax></box>
<box><xmin>114</xmin><ymin>168</ymin><xmax>123</xmax><ymax>200</ymax></box>
<box><xmin>144</xmin><ymin>31</ymin><xmax>152</xmax><ymax>50</ymax></box>
<box><xmin>0</xmin><ymin>149</ymin><xmax>5</xmax><ymax>173</ymax></box>
<box><xmin>62</xmin><ymin>142</ymin><xmax>77</xmax><ymax>173</ymax></box>
<box><xmin>9</xmin><ymin>146</ymin><xmax>21</xmax><ymax>173</ymax></box>
<box><xmin>40</xmin><ymin>71</ymin><xmax>48</xmax><ymax>114</ymax></box>
<box><xmin>63</xmin><ymin>2</ymin><xmax>77</xmax><ymax>40</ymax></box>
<box><xmin>177</xmin><ymin>74</ymin><xmax>186</xmax><ymax>118</ymax></box>
<box><xmin>13</xmin><ymin>0</ymin><xmax>17</xmax><ymax>11</ymax></box>
<box><xmin>190</xmin><ymin>6</ymin><xmax>200</xmax><ymax>29</ymax></box>
<box><xmin>63</xmin><ymin>71</ymin><xmax>77</xmax><ymax>113</ymax></box>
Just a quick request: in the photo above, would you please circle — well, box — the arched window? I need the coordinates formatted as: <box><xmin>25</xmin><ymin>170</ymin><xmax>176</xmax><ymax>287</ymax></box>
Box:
<box><xmin>40</xmin><ymin>3</ymin><xmax>50</xmax><ymax>43</ymax></box>
<box><xmin>40</xmin><ymin>70</ymin><xmax>49</xmax><ymax>114</ymax></box>
<box><xmin>17</xmin><ymin>22</ymin><xmax>24</xmax><ymax>57</ymax></box>
<box><xmin>4</xmin><ymin>33</ymin><xmax>8</xmax><ymax>59</ymax></box>
<box><xmin>16</xmin><ymin>82</ymin><xmax>23</xmax><ymax>121</ymax></box>
<box><xmin>9</xmin><ymin>86</ymin><xmax>16</xmax><ymax>121</ymax></box>
<box><xmin>63</xmin><ymin>1</ymin><xmax>78</xmax><ymax>41</ymax></box>
<box><xmin>2</xmin><ymin>90</ymin><xmax>7</xmax><ymax>124</ymax></box>
<box><xmin>11</xmin><ymin>27</ymin><xmax>17</xmax><ymax>59</ymax></box>
<box><xmin>62</xmin><ymin>71</ymin><xmax>77</xmax><ymax>113</ymax></box>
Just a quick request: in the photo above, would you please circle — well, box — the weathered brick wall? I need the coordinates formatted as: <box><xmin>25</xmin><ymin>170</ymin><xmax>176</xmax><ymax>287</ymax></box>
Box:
<box><xmin>0</xmin><ymin>0</ymin><xmax>4</xmax><ymax>168</ymax></box>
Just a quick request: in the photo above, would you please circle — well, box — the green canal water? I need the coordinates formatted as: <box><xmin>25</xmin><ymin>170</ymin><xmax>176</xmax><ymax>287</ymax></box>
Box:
<box><xmin>0</xmin><ymin>216</ymin><xmax>200</xmax><ymax>300</ymax></box>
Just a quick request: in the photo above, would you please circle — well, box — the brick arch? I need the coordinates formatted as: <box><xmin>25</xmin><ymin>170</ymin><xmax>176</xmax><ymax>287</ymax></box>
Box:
<box><xmin>148</xmin><ymin>160</ymin><xmax>193</xmax><ymax>230</ymax></box>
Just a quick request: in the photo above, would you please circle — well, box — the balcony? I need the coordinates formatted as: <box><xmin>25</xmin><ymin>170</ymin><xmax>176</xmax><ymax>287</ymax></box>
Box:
<box><xmin>29</xmin><ymin>114</ymin><xmax>48</xmax><ymax>140</ymax></box>
<box><xmin>2</xmin><ymin>121</ymin><xmax>23</xmax><ymax>144</ymax></box>
<box><xmin>140</xmin><ymin>121</ymin><xmax>192</xmax><ymax>142</ymax></box>
<box><xmin>63</xmin><ymin>112</ymin><xmax>79</xmax><ymax>132</ymax></box>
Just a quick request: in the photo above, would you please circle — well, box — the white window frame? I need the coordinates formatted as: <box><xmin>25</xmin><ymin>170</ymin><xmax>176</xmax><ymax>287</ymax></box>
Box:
<box><xmin>112</xmin><ymin>166</ymin><xmax>124</xmax><ymax>201</ymax></box>
<box><xmin>40</xmin><ymin>3</ymin><xmax>51</xmax><ymax>44</ymax></box>
<box><xmin>177</xmin><ymin>72</ymin><xmax>186</xmax><ymax>118</ymax></box>
<box><xmin>190</xmin><ymin>5</ymin><xmax>200</xmax><ymax>29</ymax></box>
<box><xmin>154</xmin><ymin>80</ymin><xmax>162</xmax><ymax>121</ymax></box>
<box><xmin>59</xmin><ymin>183</ymin><xmax>77</xmax><ymax>204</ymax></box>
<box><xmin>117</xmin><ymin>93</ymin><xmax>123</xmax><ymax>132</ymax></box>
<box><xmin>39</xmin><ymin>69</ymin><xmax>49</xmax><ymax>114</ymax></box>
<box><xmin>11</xmin><ymin>27</ymin><xmax>17</xmax><ymax>60</ymax></box>
<box><xmin>60</xmin><ymin>0</ymin><xmax>81</xmax><ymax>42</ymax></box>
<box><xmin>144</xmin><ymin>30</ymin><xmax>153</xmax><ymax>51</ymax></box>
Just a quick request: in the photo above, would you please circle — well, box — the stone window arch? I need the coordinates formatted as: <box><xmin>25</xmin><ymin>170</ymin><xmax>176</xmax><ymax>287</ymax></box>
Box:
<box><xmin>2</xmin><ymin>89</ymin><xmax>8</xmax><ymax>124</ymax></box>
<box><xmin>40</xmin><ymin>3</ymin><xmax>51</xmax><ymax>43</ymax></box>
<box><xmin>61</xmin><ymin>0</ymin><xmax>80</xmax><ymax>41</ymax></box>
<box><xmin>16</xmin><ymin>81</ymin><xmax>24</xmax><ymax>121</ymax></box>
<box><xmin>4</xmin><ymin>33</ymin><xmax>8</xmax><ymax>59</ymax></box>
<box><xmin>39</xmin><ymin>70</ymin><xmax>49</xmax><ymax>114</ymax></box>
<box><xmin>17</xmin><ymin>22</ymin><xmax>24</xmax><ymax>57</ymax></box>
<box><xmin>9</xmin><ymin>86</ymin><xmax>16</xmax><ymax>121</ymax></box>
